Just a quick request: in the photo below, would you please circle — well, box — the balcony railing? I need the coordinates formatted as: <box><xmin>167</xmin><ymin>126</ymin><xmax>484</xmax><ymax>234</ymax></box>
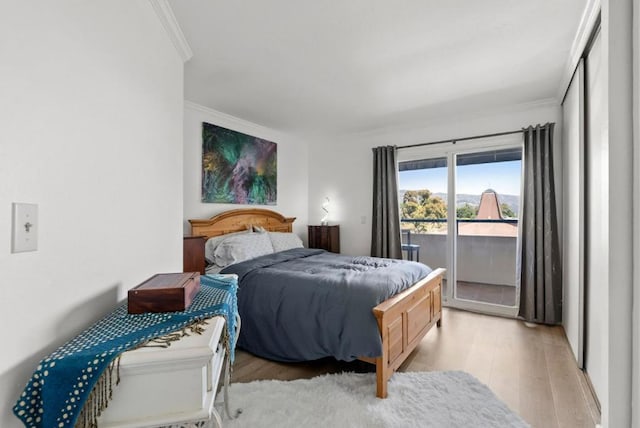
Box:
<box><xmin>400</xmin><ymin>217</ymin><xmax>519</xmax><ymax>290</ymax></box>
<box><xmin>401</xmin><ymin>218</ymin><xmax>518</xmax><ymax>226</ymax></box>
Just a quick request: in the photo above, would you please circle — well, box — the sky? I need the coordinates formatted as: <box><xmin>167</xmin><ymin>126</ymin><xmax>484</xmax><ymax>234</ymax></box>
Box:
<box><xmin>399</xmin><ymin>160</ymin><xmax>522</xmax><ymax>195</ymax></box>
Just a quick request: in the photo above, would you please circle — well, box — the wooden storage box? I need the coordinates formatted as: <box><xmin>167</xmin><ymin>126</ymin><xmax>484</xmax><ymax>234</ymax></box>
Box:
<box><xmin>128</xmin><ymin>272</ymin><xmax>200</xmax><ymax>314</ymax></box>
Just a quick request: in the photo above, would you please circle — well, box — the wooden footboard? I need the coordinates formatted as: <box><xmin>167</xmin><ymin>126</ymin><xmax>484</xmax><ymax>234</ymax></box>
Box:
<box><xmin>360</xmin><ymin>268</ymin><xmax>445</xmax><ymax>398</ymax></box>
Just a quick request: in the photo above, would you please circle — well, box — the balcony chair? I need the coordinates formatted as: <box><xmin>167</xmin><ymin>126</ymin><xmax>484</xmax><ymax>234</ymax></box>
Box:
<box><xmin>401</xmin><ymin>230</ymin><xmax>420</xmax><ymax>262</ymax></box>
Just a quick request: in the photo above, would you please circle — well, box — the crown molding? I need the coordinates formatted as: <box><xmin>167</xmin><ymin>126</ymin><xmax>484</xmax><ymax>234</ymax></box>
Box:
<box><xmin>184</xmin><ymin>100</ymin><xmax>289</xmax><ymax>141</ymax></box>
<box><xmin>556</xmin><ymin>0</ymin><xmax>600</xmax><ymax>102</ymax></box>
<box><xmin>148</xmin><ymin>0</ymin><xmax>193</xmax><ymax>62</ymax></box>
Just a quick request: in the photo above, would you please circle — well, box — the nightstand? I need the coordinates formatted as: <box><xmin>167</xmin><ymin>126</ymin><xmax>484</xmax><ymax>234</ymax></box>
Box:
<box><xmin>184</xmin><ymin>236</ymin><xmax>206</xmax><ymax>274</ymax></box>
<box><xmin>308</xmin><ymin>225</ymin><xmax>340</xmax><ymax>253</ymax></box>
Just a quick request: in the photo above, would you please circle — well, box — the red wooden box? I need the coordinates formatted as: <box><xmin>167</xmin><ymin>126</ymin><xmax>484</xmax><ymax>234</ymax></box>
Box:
<box><xmin>128</xmin><ymin>272</ymin><xmax>201</xmax><ymax>314</ymax></box>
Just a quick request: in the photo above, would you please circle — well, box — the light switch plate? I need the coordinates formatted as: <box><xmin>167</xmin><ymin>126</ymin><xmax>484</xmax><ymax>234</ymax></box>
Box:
<box><xmin>12</xmin><ymin>203</ymin><xmax>38</xmax><ymax>253</ymax></box>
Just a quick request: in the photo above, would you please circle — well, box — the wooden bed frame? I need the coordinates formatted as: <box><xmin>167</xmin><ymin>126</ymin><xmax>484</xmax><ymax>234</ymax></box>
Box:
<box><xmin>188</xmin><ymin>208</ymin><xmax>445</xmax><ymax>398</ymax></box>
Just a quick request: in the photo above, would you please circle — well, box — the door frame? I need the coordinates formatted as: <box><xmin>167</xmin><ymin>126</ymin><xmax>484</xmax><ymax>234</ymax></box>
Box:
<box><xmin>398</xmin><ymin>133</ymin><xmax>523</xmax><ymax>318</ymax></box>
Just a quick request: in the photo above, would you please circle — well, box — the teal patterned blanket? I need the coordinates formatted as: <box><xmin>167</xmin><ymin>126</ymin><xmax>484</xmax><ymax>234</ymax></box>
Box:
<box><xmin>13</xmin><ymin>274</ymin><xmax>238</xmax><ymax>428</ymax></box>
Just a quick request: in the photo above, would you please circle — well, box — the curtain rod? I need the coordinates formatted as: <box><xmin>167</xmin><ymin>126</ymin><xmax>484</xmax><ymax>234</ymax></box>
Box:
<box><xmin>397</xmin><ymin>129</ymin><xmax>523</xmax><ymax>150</ymax></box>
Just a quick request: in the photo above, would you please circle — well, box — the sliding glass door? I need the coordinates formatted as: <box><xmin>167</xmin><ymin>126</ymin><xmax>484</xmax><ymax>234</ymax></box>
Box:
<box><xmin>399</xmin><ymin>156</ymin><xmax>450</xmax><ymax>298</ymax></box>
<box><xmin>398</xmin><ymin>136</ymin><xmax>522</xmax><ymax>316</ymax></box>
<box><xmin>453</xmin><ymin>148</ymin><xmax>521</xmax><ymax>312</ymax></box>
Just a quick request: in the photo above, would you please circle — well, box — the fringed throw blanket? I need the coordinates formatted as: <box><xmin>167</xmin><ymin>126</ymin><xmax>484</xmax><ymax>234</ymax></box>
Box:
<box><xmin>13</xmin><ymin>274</ymin><xmax>238</xmax><ymax>428</ymax></box>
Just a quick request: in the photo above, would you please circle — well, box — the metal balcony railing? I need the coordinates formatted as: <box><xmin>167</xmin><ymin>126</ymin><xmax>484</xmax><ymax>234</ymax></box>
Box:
<box><xmin>399</xmin><ymin>217</ymin><xmax>520</xmax><ymax>289</ymax></box>
<box><xmin>400</xmin><ymin>218</ymin><xmax>518</xmax><ymax>226</ymax></box>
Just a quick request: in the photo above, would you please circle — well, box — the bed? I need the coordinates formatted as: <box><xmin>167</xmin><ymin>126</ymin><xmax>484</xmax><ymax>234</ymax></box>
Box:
<box><xmin>188</xmin><ymin>208</ymin><xmax>445</xmax><ymax>398</ymax></box>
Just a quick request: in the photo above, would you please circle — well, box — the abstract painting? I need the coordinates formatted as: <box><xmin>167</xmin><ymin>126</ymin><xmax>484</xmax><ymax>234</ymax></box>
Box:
<box><xmin>202</xmin><ymin>122</ymin><xmax>277</xmax><ymax>205</ymax></box>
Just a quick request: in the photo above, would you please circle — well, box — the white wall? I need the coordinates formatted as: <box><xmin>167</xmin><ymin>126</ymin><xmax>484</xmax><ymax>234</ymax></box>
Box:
<box><xmin>633</xmin><ymin>1</ymin><xmax>640</xmax><ymax>425</ymax></box>
<box><xmin>0</xmin><ymin>2</ymin><xmax>184</xmax><ymax>427</ymax></box>
<box><xmin>601</xmin><ymin>0</ymin><xmax>634</xmax><ymax>426</ymax></box>
<box><xmin>308</xmin><ymin>101</ymin><xmax>562</xmax><ymax>257</ymax></box>
<box><xmin>183</xmin><ymin>102</ymin><xmax>309</xmax><ymax>239</ymax></box>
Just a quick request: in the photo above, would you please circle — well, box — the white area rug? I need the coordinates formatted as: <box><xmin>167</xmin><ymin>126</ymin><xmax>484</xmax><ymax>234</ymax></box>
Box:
<box><xmin>222</xmin><ymin>371</ymin><xmax>529</xmax><ymax>428</ymax></box>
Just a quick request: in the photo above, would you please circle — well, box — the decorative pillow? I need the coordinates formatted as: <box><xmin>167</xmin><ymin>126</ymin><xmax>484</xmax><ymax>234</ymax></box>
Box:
<box><xmin>204</xmin><ymin>229</ymin><xmax>251</xmax><ymax>263</ymax></box>
<box><xmin>213</xmin><ymin>232</ymin><xmax>275</xmax><ymax>267</ymax></box>
<box><xmin>268</xmin><ymin>232</ymin><xmax>304</xmax><ymax>252</ymax></box>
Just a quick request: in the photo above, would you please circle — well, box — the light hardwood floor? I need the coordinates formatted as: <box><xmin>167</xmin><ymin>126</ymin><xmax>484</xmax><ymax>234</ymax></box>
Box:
<box><xmin>232</xmin><ymin>308</ymin><xmax>600</xmax><ymax>428</ymax></box>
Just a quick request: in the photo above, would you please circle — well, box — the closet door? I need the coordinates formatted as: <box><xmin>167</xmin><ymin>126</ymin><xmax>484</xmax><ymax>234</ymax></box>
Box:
<box><xmin>561</xmin><ymin>60</ymin><xmax>585</xmax><ymax>368</ymax></box>
<box><xmin>585</xmin><ymin>29</ymin><xmax>606</xmax><ymax>406</ymax></box>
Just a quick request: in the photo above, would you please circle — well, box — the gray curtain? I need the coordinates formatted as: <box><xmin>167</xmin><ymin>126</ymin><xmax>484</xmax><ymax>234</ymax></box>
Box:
<box><xmin>519</xmin><ymin>123</ymin><xmax>562</xmax><ymax>324</ymax></box>
<box><xmin>371</xmin><ymin>146</ymin><xmax>402</xmax><ymax>259</ymax></box>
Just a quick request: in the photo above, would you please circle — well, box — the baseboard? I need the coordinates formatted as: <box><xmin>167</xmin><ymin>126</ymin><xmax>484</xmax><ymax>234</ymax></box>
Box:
<box><xmin>579</xmin><ymin>368</ymin><xmax>602</xmax><ymax>425</ymax></box>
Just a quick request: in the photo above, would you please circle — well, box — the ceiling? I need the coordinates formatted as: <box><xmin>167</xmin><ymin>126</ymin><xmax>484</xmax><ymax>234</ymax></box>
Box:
<box><xmin>169</xmin><ymin>0</ymin><xmax>588</xmax><ymax>137</ymax></box>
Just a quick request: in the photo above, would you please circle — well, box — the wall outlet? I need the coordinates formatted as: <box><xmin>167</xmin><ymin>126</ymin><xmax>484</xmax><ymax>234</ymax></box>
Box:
<box><xmin>12</xmin><ymin>203</ymin><xmax>38</xmax><ymax>253</ymax></box>
<box><xmin>360</xmin><ymin>215</ymin><xmax>366</xmax><ymax>224</ymax></box>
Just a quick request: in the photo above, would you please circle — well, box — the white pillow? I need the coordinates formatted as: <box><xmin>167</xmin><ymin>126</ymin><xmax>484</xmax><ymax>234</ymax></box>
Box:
<box><xmin>204</xmin><ymin>229</ymin><xmax>251</xmax><ymax>263</ymax></box>
<box><xmin>268</xmin><ymin>232</ymin><xmax>304</xmax><ymax>252</ymax></box>
<box><xmin>252</xmin><ymin>225</ymin><xmax>268</xmax><ymax>233</ymax></box>
<box><xmin>213</xmin><ymin>232</ymin><xmax>275</xmax><ymax>267</ymax></box>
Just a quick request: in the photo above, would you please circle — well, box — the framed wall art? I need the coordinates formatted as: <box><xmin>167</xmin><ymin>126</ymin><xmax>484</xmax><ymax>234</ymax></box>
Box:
<box><xmin>201</xmin><ymin>122</ymin><xmax>277</xmax><ymax>205</ymax></box>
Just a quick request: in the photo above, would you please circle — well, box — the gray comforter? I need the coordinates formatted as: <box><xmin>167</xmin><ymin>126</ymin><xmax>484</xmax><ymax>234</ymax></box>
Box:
<box><xmin>221</xmin><ymin>248</ymin><xmax>431</xmax><ymax>362</ymax></box>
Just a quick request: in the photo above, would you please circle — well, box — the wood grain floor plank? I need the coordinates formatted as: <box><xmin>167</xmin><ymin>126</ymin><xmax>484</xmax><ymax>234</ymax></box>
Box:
<box><xmin>544</xmin><ymin>332</ymin><xmax>598</xmax><ymax>427</ymax></box>
<box><xmin>517</xmin><ymin>327</ymin><xmax>560</xmax><ymax>428</ymax></box>
<box><xmin>488</xmin><ymin>325</ymin><xmax>522</xmax><ymax>416</ymax></box>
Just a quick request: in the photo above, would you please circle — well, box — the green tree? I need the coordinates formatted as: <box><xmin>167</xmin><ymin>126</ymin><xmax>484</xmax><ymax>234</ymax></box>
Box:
<box><xmin>401</xmin><ymin>189</ymin><xmax>447</xmax><ymax>232</ymax></box>
<box><xmin>456</xmin><ymin>203</ymin><xmax>478</xmax><ymax>219</ymax></box>
<box><xmin>500</xmin><ymin>203</ymin><xmax>516</xmax><ymax>218</ymax></box>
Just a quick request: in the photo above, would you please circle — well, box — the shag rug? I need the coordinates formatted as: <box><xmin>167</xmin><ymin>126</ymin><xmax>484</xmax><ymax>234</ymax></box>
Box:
<box><xmin>221</xmin><ymin>370</ymin><xmax>529</xmax><ymax>428</ymax></box>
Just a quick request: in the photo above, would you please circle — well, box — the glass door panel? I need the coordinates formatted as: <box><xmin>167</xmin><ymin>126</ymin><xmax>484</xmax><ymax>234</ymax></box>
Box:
<box><xmin>398</xmin><ymin>157</ymin><xmax>449</xmax><ymax>301</ymax></box>
<box><xmin>454</xmin><ymin>148</ymin><xmax>522</xmax><ymax>309</ymax></box>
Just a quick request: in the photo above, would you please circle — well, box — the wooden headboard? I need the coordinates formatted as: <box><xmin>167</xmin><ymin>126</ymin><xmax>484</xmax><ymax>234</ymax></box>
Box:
<box><xmin>189</xmin><ymin>208</ymin><xmax>296</xmax><ymax>239</ymax></box>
